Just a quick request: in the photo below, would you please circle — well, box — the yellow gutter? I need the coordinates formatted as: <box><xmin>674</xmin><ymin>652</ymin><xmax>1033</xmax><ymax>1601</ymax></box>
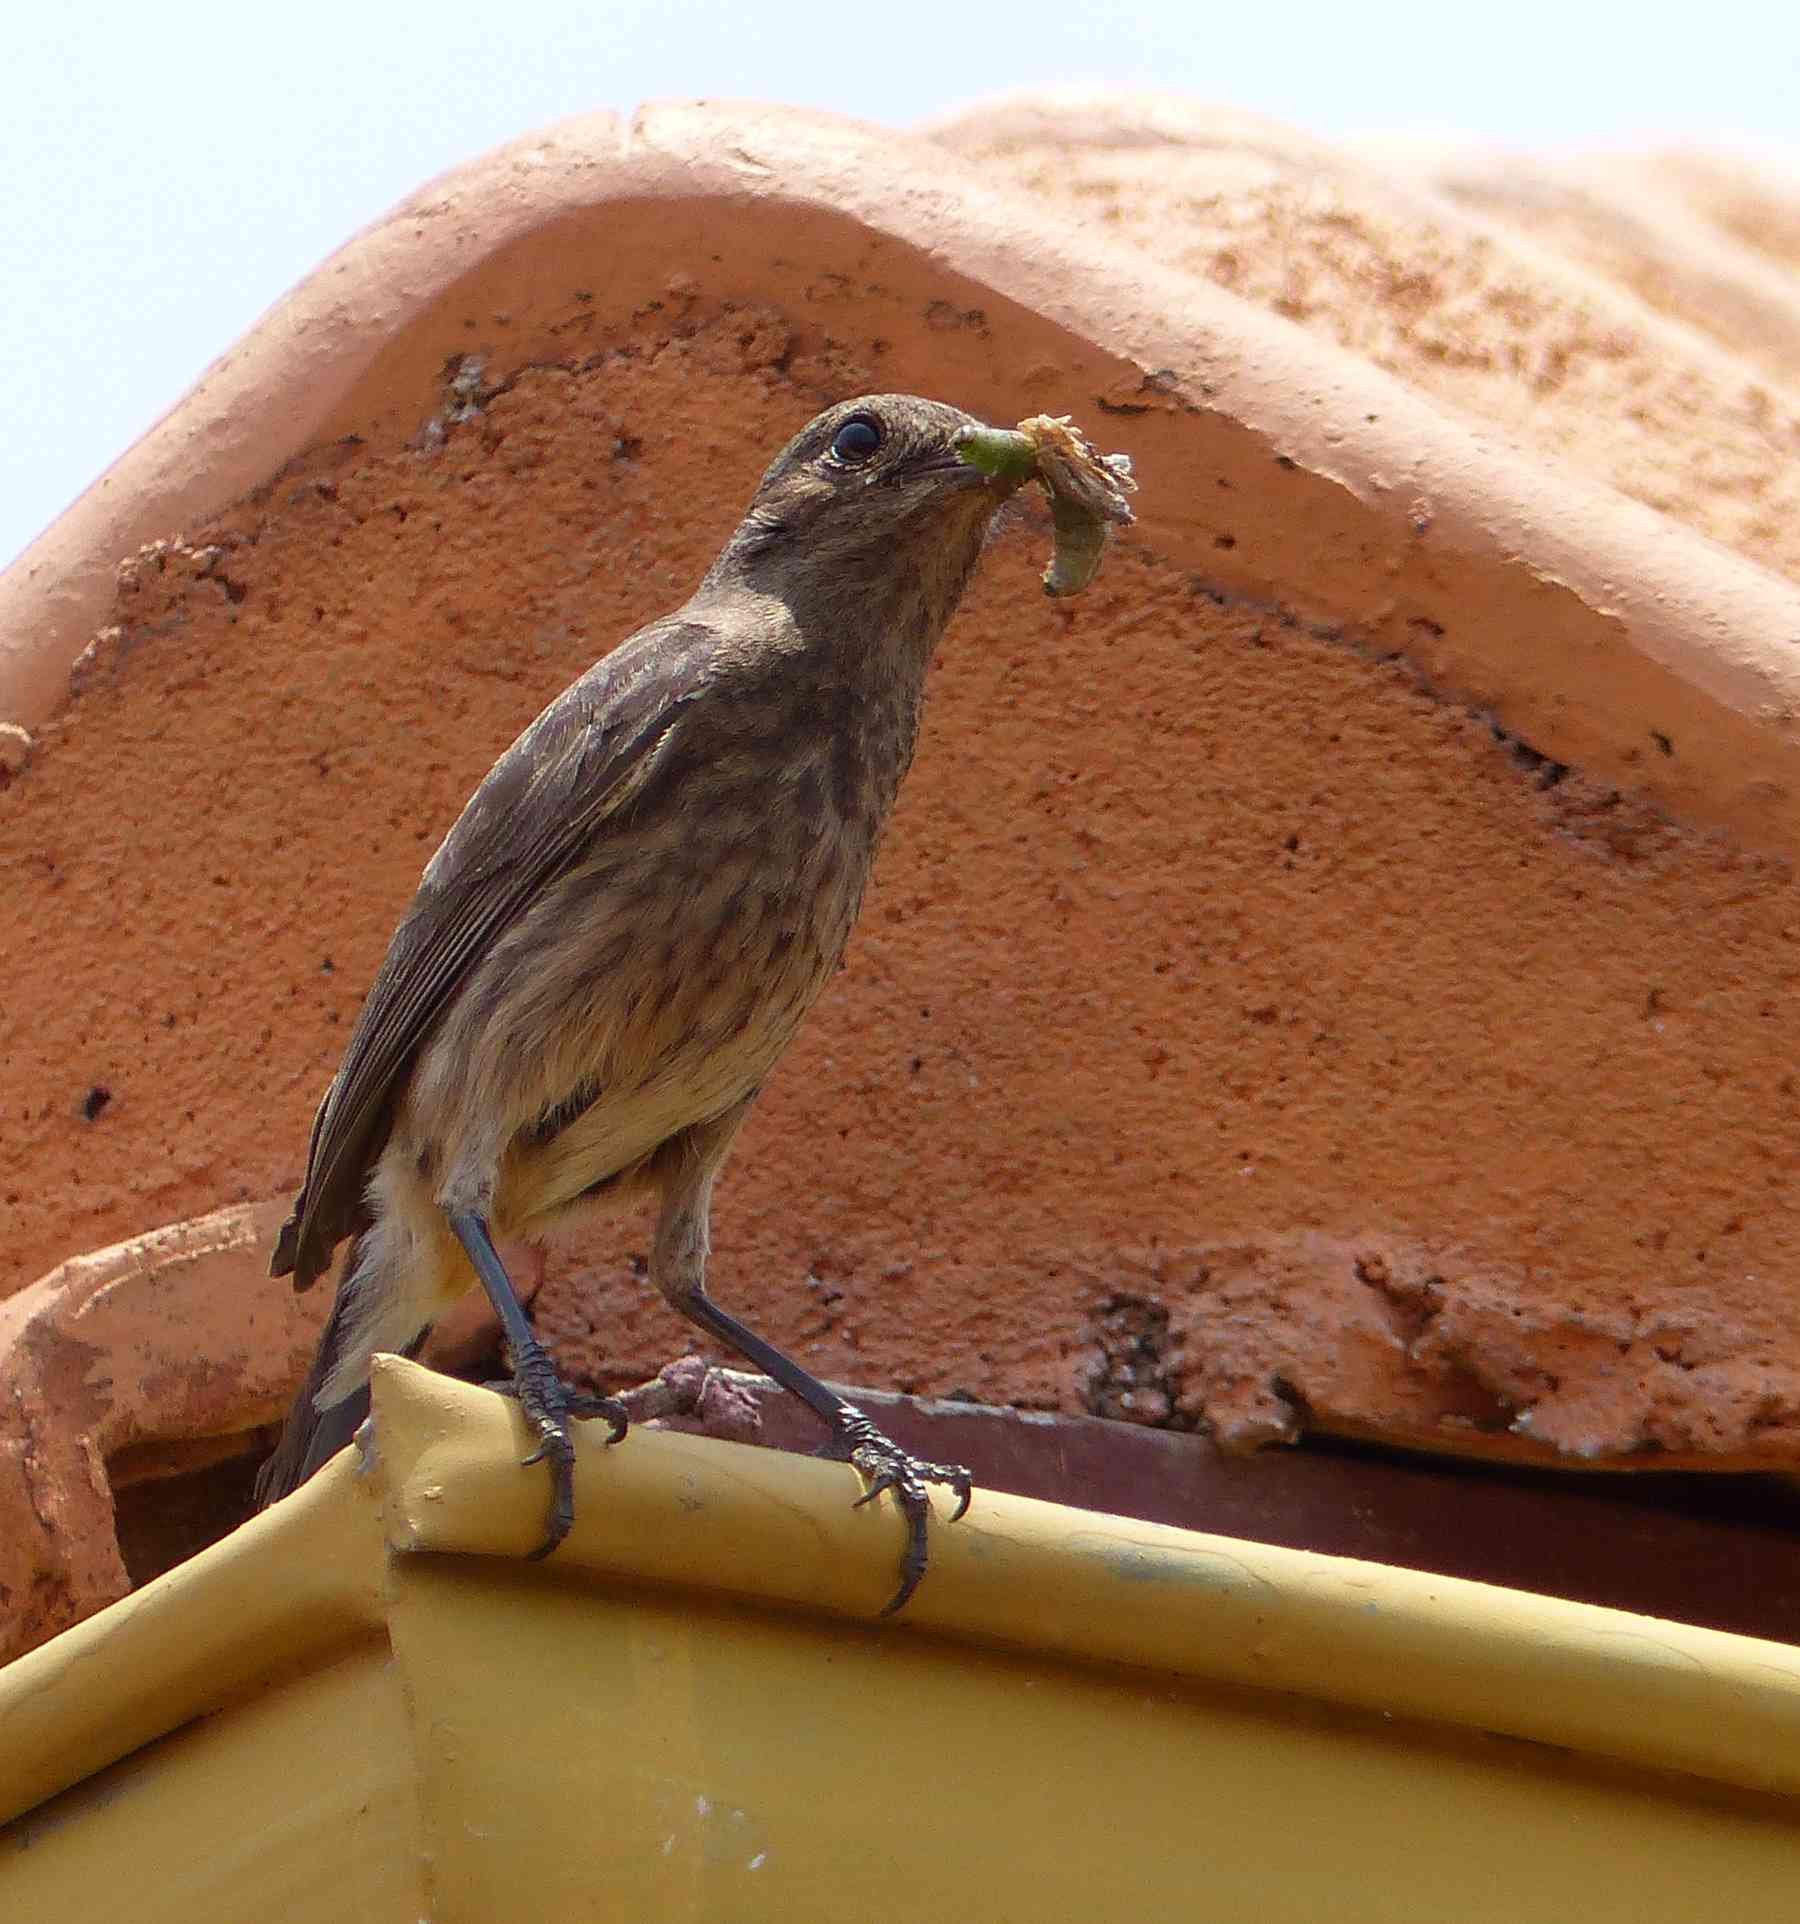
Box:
<box><xmin>5</xmin><ymin>1352</ymin><xmax>1800</xmax><ymax>1924</ymax></box>
<box><xmin>0</xmin><ymin>1445</ymin><xmax>388</xmax><ymax>1825</ymax></box>
<box><xmin>363</xmin><ymin>1356</ymin><xmax>1800</xmax><ymax>1798</ymax></box>
<box><xmin>5</xmin><ymin>1352</ymin><xmax>1798</xmax><ymax>1819</ymax></box>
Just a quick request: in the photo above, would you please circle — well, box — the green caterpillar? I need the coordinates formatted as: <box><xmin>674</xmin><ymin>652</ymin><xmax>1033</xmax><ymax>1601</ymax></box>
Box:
<box><xmin>956</xmin><ymin>415</ymin><xmax>1137</xmax><ymax>596</ymax></box>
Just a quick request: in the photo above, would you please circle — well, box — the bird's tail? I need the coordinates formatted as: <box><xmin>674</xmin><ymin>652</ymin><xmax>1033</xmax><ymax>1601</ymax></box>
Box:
<box><xmin>254</xmin><ymin>1228</ymin><xmax>432</xmax><ymax>1510</ymax></box>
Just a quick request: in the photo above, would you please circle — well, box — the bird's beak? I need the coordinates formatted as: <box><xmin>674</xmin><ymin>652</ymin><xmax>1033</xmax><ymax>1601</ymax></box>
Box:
<box><xmin>951</xmin><ymin>425</ymin><xmax>1039</xmax><ymax>490</ymax></box>
<box><xmin>893</xmin><ymin>426</ymin><xmax>1036</xmax><ymax>499</ymax></box>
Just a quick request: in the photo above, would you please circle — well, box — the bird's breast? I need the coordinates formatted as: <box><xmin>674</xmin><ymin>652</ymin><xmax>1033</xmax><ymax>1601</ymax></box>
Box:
<box><xmin>465</xmin><ymin>783</ymin><xmax>876</xmax><ymax>1224</ymax></box>
<box><xmin>402</xmin><ymin>666</ymin><xmax>916</xmax><ymax>1233</ymax></box>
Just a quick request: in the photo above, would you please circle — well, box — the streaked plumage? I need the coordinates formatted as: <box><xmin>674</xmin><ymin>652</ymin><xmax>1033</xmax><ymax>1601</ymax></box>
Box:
<box><xmin>258</xmin><ymin>395</ymin><xmax>1027</xmax><ymax>1609</ymax></box>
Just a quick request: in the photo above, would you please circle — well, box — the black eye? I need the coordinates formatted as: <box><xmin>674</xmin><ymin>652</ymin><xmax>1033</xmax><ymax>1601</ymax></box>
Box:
<box><xmin>830</xmin><ymin>415</ymin><xmax>882</xmax><ymax>464</ymax></box>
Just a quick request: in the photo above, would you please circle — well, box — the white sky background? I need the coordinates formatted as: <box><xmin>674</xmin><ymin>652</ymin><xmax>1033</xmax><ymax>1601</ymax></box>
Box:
<box><xmin>5</xmin><ymin>0</ymin><xmax>1796</xmax><ymax>570</ymax></box>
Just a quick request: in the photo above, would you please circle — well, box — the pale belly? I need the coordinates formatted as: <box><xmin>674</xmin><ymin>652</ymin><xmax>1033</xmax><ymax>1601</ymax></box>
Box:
<box><xmin>502</xmin><ymin>1006</ymin><xmax>796</xmax><ymax>1228</ymax></box>
<box><xmin>483</xmin><ymin>866</ymin><xmax>860</xmax><ymax>1232</ymax></box>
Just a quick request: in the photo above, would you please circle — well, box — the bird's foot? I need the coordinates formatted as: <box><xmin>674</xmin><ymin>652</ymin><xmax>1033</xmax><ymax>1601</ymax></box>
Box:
<box><xmin>486</xmin><ymin>1343</ymin><xmax>629</xmax><ymax>1558</ymax></box>
<box><xmin>825</xmin><ymin>1405</ymin><xmax>974</xmax><ymax>1616</ymax></box>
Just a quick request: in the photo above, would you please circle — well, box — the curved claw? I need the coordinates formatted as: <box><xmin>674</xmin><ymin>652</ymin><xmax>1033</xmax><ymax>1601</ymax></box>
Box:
<box><xmin>851</xmin><ymin>1469</ymin><xmax>902</xmax><ymax>1509</ymax></box>
<box><xmin>877</xmin><ymin>1540</ymin><xmax>930</xmax><ymax>1617</ymax></box>
<box><xmin>519</xmin><ymin>1422</ymin><xmax>575</xmax><ymax>1560</ymax></box>
<box><xmin>562</xmin><ymin>1392</ymin><xmax>631</xmax><ymax>1446</ymax></box>
<box><xmin>495</xmin><ymin>1344</ymin><xmax>629</xmax><ymax>1558</ymax></box>
<box><xmin>486</xmin><ymin>1376</ymin><xmax>632</xmax><ymax>1448</ymax></box>
<box><xmin>826</xmin><ymin>1404</ymin><xmax>975</xmax><ymax>1615</ymax></box>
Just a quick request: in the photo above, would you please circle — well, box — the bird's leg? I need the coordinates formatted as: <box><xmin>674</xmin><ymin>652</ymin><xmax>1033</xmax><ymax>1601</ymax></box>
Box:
<box><xmin>681</xmin><ymin>1292</ymin><xmax>972</xmax><ymax>1615</ymax></box>
<box><xmin>447</xmin><ymin>1209</ymin><xmax>627</xmax><ymax>1558</ymax></box>
<box><xmin>650</xmin><ymin>1111</ymin><xmax>973</xmax><ymax>1615</ymax></box>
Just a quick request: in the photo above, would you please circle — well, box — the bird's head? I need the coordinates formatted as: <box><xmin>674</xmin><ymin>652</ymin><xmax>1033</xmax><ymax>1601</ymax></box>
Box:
<box><xmin>707</xmin><ymin>395</ymin><xmax>1034</xmax><ymax>617</ymax></box>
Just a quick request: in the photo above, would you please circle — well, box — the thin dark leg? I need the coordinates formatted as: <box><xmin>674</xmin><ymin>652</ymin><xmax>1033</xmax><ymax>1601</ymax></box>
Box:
<box><xmin>678</xmin><ymin>1293</ymin><xmax>852</xmax><ymax>1425</ymax></box>
<box><xmin>679</xmin><ymin>1291</ymin><xmax>973</xmax><ymax>1615</ymax></box>
<box><xmin>448</xmin><ymin>1209</ymin><xmax>627</xmax><ymax>1558</ymax></box>
<box><xmin>644</xmin><ymin>1104</ymin><xmax>973</xmax><ymax>1615</ymax></box>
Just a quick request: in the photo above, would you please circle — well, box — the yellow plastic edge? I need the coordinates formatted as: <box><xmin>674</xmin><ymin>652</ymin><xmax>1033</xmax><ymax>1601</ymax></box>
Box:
<box><xmin>6</xmin><ymin>1350</ymin><xmax>1800</xmax><ymax>1833</ymax></box>
<box><xmin>0</xmin><ymin>1445</ymin><xmax>387</xmax><ymax>1825</ymax></box>
<box><xmin>362</xmin><ymin>1356</ymin><xmax>1800</xmax><ymax>1800</ymax></box>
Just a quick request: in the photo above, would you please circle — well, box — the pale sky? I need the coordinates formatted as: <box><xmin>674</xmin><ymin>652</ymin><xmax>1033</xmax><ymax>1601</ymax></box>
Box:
<box><xmin>6</xmin><ymin>0</ymin><xmax>1796</xmax><ymax>570</ymax></box>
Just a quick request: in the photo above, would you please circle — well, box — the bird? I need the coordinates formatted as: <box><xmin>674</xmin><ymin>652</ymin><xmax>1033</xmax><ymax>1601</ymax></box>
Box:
<box><xmin>255</xmin><ymin>393</ymin><xmax>1037</xmax><ymax>1612</ymax></box>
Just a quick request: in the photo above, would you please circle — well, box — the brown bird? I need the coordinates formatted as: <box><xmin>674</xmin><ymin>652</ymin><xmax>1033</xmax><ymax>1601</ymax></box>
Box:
<box><xmin>257</xmin><ymin>394</ymin><xmax>1036</xmax><ymax>1611</ymax></box>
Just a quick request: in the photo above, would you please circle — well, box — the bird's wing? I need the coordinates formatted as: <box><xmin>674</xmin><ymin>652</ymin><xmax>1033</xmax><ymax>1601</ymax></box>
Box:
<box><xmin>271</xmin><ymin>617</ymin><xmax>718</xmax><ymax>1289</ymax></box>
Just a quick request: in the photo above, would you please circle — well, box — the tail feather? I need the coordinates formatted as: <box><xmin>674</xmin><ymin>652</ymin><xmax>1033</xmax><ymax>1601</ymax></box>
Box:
<box><xmin>269</xmin><ymin>1210</ymin><xmax>302</xmax><ymax>1281</ymax></box>
<box><xmin>255</xmin><ymin>1230</ymin><xmax>432</xmax><ymax>1509</ymax></box>
<box><xmin>254</xmin><ymin>1377</ymin><xmax>373</xmax><ymax>1510</ymax></box>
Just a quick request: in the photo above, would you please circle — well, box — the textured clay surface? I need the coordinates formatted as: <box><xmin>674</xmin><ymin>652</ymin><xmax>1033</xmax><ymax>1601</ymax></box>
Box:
<box><xmin>9</xmin><ymin>101</ymin><xmax>1800</xmax><ymax>1656</ymax></box>
<box><xmin>0</xmin><ymin>1203</ymin><xmax>301</xmax><ymax>1660</ymax></box>
<box><xmin>935</xmin><ymin>100</ymin><xmax>1800</xmax><ymax>583</ymax></box>
<box><xmin>7</xmin><ymin>307</ymin><xmax>1800</xmax><ymax>1474</ymax></box>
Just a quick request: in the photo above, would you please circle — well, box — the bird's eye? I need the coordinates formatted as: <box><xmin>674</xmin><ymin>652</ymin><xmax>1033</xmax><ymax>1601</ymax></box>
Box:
<box><xmin>829</xmin><ymin>415</ymin><xmax>882</xmax><ymax>464</ymax></box>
